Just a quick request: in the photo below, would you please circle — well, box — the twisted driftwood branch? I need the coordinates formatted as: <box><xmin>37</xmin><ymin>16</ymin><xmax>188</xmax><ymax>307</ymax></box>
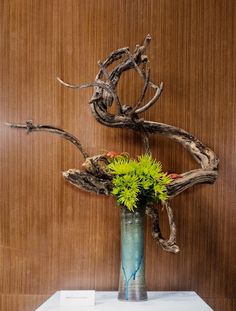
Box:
<box><xmin>135</xmin><ymin>82</ymin><xmax>164</xmax><ymax>114</ymax></box>
<box><xmin>146</xmin><ymin>203</ymin><xmax>179</xmax><ymax>254</ymax></box>
<box><xmin>167</xmin><ymin>169</ymin><xmax>218</xmax><ymax>198</ymax></box>
<box><xmin>6</xmin><ymin>121</ymin><xmax>111</xmax><ymax>180</ymax></box>
<box><xmin>8</xmin><ymin>35</ymin><xmax>219</xmax><ymax>253</ymax></box>
<box><xmin>6</xmin><ymin>120</ymin><xmax>89</xmax><ymax>159</ymax></box>
<box><xmin>63</xmin><ymin>169</ymin><xmax>112</xmax><ymax>195</ymax></box>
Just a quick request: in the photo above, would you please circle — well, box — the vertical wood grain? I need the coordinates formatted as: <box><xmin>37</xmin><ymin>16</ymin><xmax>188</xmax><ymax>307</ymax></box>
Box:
<box><xmin>0</xmin><ymin>1</ymin><xmax>235</xmax><ymax>310</ymax></box>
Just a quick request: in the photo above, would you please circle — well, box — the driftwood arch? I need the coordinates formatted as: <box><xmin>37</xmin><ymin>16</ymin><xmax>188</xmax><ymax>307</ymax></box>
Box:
<box><xmin>8</xmin><ymin>35</ymin><xmax>219</xmax><ymax>254</ymax></box>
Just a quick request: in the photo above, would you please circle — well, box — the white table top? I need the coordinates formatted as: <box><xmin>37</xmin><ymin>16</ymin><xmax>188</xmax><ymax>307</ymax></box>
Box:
<box><xmin>36</xmin><ymin>291</ymin><xmax>213</xmax><ymax>311</ymax></box>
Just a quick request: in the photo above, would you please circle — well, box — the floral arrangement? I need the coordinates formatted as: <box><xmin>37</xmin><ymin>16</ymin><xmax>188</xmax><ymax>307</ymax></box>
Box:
<box><xmin>107</xmin><ymin>154</ymin><xmax>172</xmax><ymax>211</ymax></box>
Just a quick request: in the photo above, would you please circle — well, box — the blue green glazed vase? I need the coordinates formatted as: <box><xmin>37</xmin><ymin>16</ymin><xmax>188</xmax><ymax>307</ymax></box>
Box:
<box><xmin>118</xmin><ymin>206</ymin><xmax>148</xmax><ymax>301</ymax></box>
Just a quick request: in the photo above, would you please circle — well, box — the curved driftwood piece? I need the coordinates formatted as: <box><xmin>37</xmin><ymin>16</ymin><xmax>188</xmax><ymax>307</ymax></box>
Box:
<box><xmin>146</xmin><ymin>203</ymin><xmax>179</xmax><ymax>254</ymax></box>
<box><xmin>8</xmin><ymin>35</ymin><xmax>219</xmax><ymax>253</ymax></box>
<box><xmin>6</xmin><ymin>120</ymin><xmax>89</xmax><ymax>159</ymax></box>
<box><xmin>63</xmin><ymin>169</ymin><xmax>112</xmax><ymax>195</ymax></box>
<box><xmin>7</xmin><ymin>121</ymin><xmax>112</xmax><ymax>181</ymax></box>
<box><xmin>167</xmin><ymin>169</ymin><xmax>218</xmax><ymax>198</ymax></box>
<box><xmin>82</xmin><ymin>35</ymin><xmax>219</xmax><ymax>194</ymax></box>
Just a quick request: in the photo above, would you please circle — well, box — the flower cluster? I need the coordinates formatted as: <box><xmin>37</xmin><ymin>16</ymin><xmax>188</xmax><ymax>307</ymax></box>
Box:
<box><xmin>106</xmin><ymin>154</ymin><xmax>172</xmax><ymax>211</ymax></box>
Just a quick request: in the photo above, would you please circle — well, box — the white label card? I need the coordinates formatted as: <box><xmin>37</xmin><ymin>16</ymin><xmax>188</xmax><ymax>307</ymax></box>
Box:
<box><xmin>60</xmin><ymin>290</ymin><xmax>95</xmax><ymax>306</ymax></box>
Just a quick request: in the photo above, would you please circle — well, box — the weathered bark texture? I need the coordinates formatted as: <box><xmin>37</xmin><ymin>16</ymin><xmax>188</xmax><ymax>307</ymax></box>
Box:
<box><xmin>7</xmin><ymin>36</ymin><xmax>219</xmax><ymax>253</ymax></box>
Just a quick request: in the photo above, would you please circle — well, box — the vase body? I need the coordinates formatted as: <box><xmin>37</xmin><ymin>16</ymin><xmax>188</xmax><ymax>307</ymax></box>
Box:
<box><xmin>118</xmin><ymin>207</ymin><xmax>147</xmax><ymax>301</ymax></box>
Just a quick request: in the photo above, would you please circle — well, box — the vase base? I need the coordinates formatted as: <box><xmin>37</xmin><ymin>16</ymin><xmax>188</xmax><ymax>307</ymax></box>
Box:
<box><xmin>118</xmin><ymin>298</ymin><xmax>148</xmax><ymax>302</ymax></box>
<box><xmin>118</xmin><ymin>291</ymin><xmax>148</xmax><ymax>301</ymax></box>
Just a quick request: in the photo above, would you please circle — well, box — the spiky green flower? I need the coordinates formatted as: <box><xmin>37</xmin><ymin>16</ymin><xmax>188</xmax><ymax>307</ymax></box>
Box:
<box><xmin>107</xmin><ymin>154</ymin><xmax>172</xmax><ymax>212</ymax></box>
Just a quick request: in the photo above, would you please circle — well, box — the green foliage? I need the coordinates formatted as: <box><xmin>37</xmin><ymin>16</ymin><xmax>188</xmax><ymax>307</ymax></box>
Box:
<box><xmin>107</xmin><ymin>154</ymin><xmax>172</xmax><ymax>212</ymax></box>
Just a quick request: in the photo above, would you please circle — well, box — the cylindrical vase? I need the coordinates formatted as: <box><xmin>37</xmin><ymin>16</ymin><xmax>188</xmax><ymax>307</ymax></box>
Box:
<box><xmin>118</xmin><ymin>206</ymin><xmax>147</xmax><ymax>301</ymax></box>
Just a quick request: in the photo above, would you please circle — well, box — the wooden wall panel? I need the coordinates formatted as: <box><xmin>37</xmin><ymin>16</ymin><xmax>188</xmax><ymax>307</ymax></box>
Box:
<box><xmin>0</xmin><ymin>1</ymin><xmax>235</xmax><ymax>310</ymax></box>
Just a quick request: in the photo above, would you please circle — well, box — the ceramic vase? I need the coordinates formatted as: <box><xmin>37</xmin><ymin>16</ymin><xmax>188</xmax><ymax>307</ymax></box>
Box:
<box><xmin>118</xmin><ymin>206</ymin><xmax>147</xmax><ymax>301</ymax></box>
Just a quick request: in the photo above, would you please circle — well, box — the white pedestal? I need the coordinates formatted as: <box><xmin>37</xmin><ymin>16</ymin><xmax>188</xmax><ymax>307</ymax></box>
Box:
<box><xmin>36</xmin><ymin>291</ymin><xmax>213</xmax><ymax>311</ymax></box>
